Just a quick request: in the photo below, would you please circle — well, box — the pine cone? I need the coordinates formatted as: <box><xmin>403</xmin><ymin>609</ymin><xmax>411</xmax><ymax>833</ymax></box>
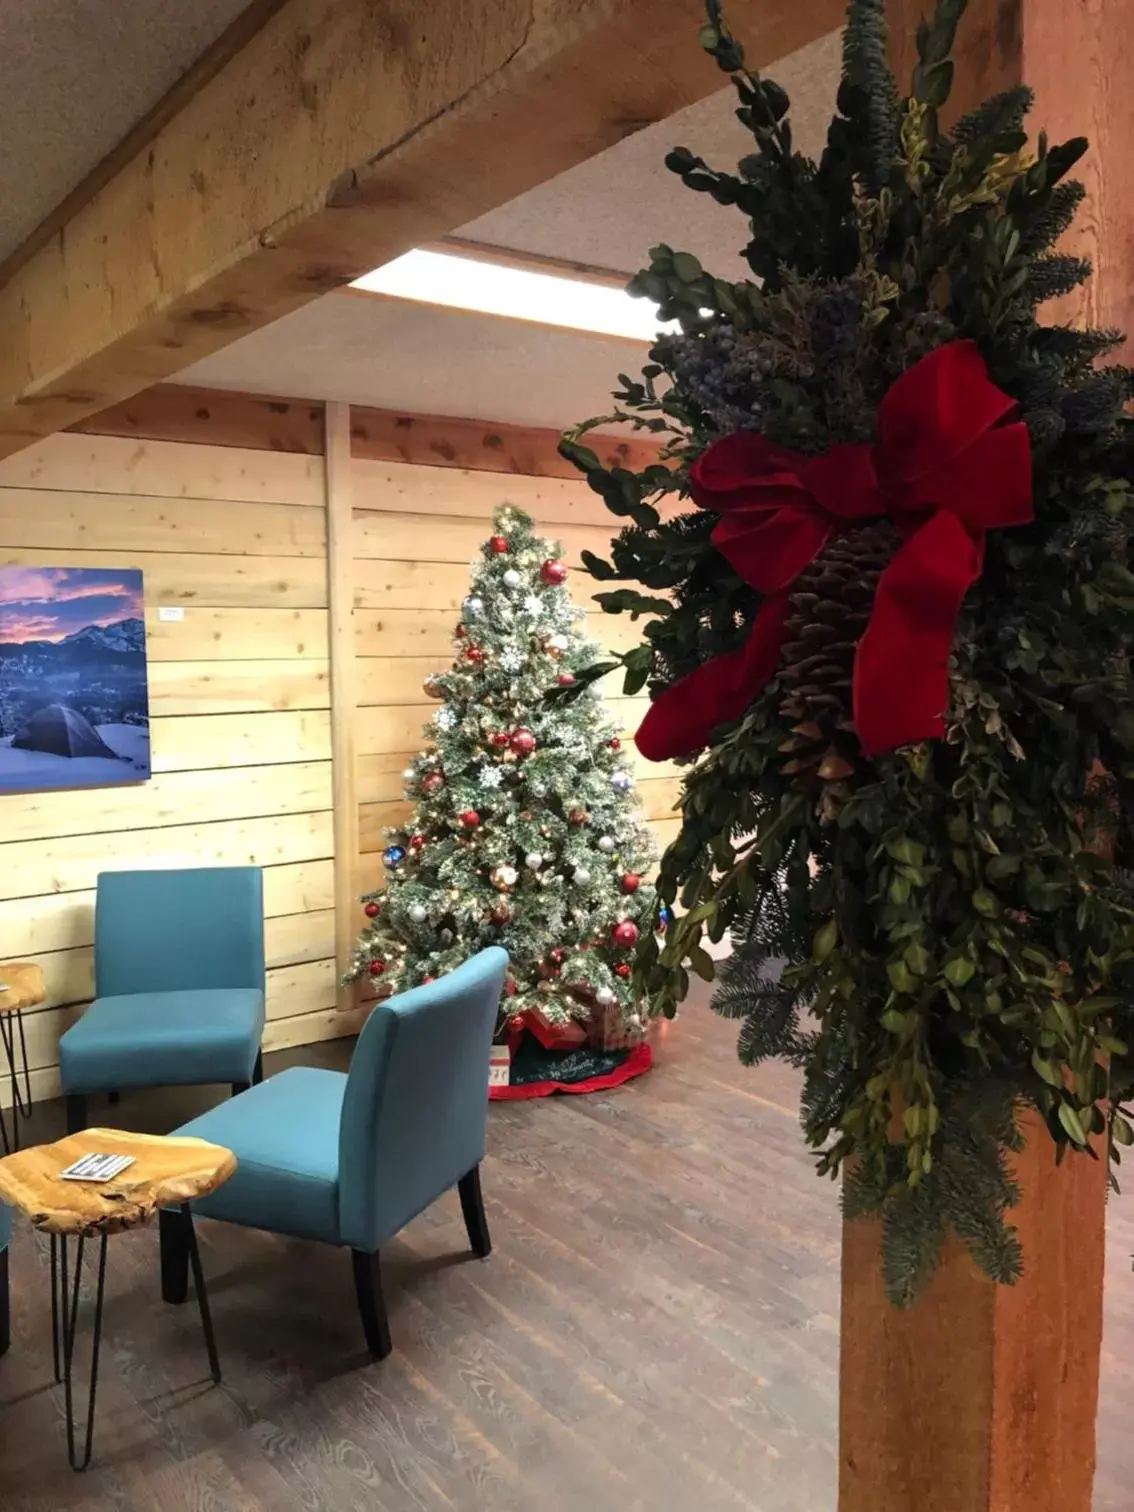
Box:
<box><xmin>776</xmin><ymin>520</ymin><xmax>899</xmax><ymax>806</ymax></box>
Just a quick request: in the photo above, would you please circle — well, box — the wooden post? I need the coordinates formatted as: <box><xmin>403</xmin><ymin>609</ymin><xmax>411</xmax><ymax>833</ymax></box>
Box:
<box><xmin>838</xmin><ymin>3</ymin><xmax>1134</xmax><ymax>1505</ymax></box>
<box><xmin>839</xmin><ymin>1112</ymin><xmax>1108</xmax><ymax>1510</ymax></box>
<box><xmin>324</xmin><ymin>400</ymin><xmax>359</xmax><ymax>1009</ymax></box>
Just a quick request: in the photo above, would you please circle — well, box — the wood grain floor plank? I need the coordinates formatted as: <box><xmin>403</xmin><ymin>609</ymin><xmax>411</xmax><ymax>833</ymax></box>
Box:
<box><xmin>0</xmin><ymin>999</ymin><xmax>1131</xmax><ymax>1509</ymax></box>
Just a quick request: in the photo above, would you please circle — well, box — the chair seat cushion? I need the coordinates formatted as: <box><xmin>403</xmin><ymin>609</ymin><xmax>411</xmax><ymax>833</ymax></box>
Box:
<box><xmin>59</xmin><ymin>989</ymin><xmax>264</xmax><ymax>1094</ymax></box>
<box><xmin>174</xmin><ymin>1066</ymin><xmax>347</xmax><ymax>1245</ymax></box>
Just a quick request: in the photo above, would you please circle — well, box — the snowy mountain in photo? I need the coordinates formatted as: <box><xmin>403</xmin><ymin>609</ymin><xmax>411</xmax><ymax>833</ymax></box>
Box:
<box><xmin>59</xmin><ymin>617</ymin><xmax>145</xmax><ymax>656</ymax></box>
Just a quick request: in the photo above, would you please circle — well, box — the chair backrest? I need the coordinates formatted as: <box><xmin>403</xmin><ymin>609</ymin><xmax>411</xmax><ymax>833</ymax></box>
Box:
<box><xmin>338</xmin><ymin>947</ymin><xmax>508</xmax><ymax>1251</ymax></box>
<box><xmin>94</xmin><ymin>867</ymin><xmax>265</xmax><ymax>997</ymax></box>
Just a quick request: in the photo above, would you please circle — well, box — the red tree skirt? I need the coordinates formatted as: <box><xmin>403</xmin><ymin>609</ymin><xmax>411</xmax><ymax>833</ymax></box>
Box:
<box><xmin>490</xmin><ymin>1040</ymin><xmax>653</xmax><ymax>1101</ymax></box>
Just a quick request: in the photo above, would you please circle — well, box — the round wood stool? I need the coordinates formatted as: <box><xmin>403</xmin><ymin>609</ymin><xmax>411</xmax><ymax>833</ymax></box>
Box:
<box><xmin>0</xmin><ymin>1127</ymin><xmax>235</xmax><ymax>1471</ymax></box>
<box><xmin>0</xmin><ymin>962</ymin><xmax>44</xmax><ymax>1152</ymax></box>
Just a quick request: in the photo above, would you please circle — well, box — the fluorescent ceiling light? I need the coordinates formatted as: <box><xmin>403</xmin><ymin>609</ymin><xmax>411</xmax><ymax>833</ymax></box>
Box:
<box><xmin>350</xmin><ymin>249</ymin><xmax>673</xmax><ymax>342</ymax></box>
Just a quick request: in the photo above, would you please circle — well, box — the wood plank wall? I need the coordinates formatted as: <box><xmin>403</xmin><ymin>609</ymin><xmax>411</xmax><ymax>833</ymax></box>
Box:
<box><xmin>0</xmin><ymin>388</ymin><xmax>679</xmax><ymax>1107</ymax></box>
<box><xmin>0</xmin><ymin>430</ymin><xmax>346</xmax><ymax>1109</ymax></box>
<box><xmin>350</xmin><ymin>457</ymin><xmax>683</xmax><ymax>899</ymax></box>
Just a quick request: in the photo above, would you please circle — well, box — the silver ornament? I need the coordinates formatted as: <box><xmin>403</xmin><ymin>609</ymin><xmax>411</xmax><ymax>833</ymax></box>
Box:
<box><xmin>547</xmin><ymin>633</ymin><xmax>570</xmax><ymax>651</ymax></box>
<box><xmin>525</xmin><ymin>852</ymin><xmax>544</xmax><ymax>871</ymax></box>
<box><xmin>408</xmin><ymin>904</ymin><xmax>427</xmax><ymax>924</ymax></box>
<box><xmin>596</xmin><ymin>986</ymin><xmax>616</xmax><ymax>1006</ymax></box>
<box><xmin>573</xmin><ymin>866</ymin><xmax>592</xmax><ymax>887</ymax></box>
<box><xmin>503</xmin><ymin>569</ymin><xmax>522</xmax><ymax>588</ymax></box>
<box><xmin>402</xmin><ymin>767</ymin><xmax>416</xmax><ymax>782</ymax></box>
<box><xmin>597</xmin><ymin>836</ymin><xmax>616</xmax><ymax>853</ymax></box>
<box><xmin>611</xmin><ymin>771</ymin><xmax>634</xmax><ymax>793</ymax></box>
<box><xmin>462</xmin><ymin>595</ymin><xmax>484</xmax><ymax>616</ymax></box>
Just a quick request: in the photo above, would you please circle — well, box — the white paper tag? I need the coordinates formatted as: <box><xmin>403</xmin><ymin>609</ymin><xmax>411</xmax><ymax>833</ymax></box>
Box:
<box><xmin>61</xmin><ymin>1153</ymin><xmax>136</xmax><ymax>1183</ymax></box>
<box><xmin>157</xmin><ymin>606</ymin><xmax>185</xmax><ymax>622</ymax></box>
<box><xmin>488</xmin><ymin>1045</ymin><xmax>511</xmax><ymax>1089</ymax></box>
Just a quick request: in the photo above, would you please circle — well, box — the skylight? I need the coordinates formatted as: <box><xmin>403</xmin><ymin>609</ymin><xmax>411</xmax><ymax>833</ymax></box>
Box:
<box><xmin>350</xmin><ymin>249</ymin><xmax>670</xmax><ymax>342</ymax></box>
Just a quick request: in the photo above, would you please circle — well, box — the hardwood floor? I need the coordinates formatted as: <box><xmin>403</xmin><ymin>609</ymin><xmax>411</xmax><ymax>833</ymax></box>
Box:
<box><xmin>0</xmin><ymin>1000</ymin><xmax>1131</xmax><ymax>1509</ymax></box>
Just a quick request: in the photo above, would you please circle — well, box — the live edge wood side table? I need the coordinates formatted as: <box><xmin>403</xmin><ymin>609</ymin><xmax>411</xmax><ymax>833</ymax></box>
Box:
<box><xmin>0</xmin><ymin>1128</ymin><xmax>235</xmax><ymax>1471</ymax></box>
<box><xmin>0</xmin><ymin>961</ymin><xmax>44</xmax><ymax>1152</ymax></box>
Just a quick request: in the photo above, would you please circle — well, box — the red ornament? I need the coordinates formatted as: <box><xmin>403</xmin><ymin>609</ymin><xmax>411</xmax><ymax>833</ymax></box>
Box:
<box><xmin>455</xmin><ymin>623</ymin><xmax>468</xmax><ymax>639</ymax></box>
<box><xmin>408</xmin><ymin>833</ymin><xmax>425</xmax><ymax>851</ymax></box>
<box><xmin>508</xmin><ymin>1013</ymin><xmax>525</xmax><ymax>1032</ymax></box>
<box><xmin>490</xmin><ymin>905</ymin><xmax>511</xmax><ymax>925</ymax></box>
<box><xmin>540</xmin><ymin>558</ymin><xmax>568</xmax><ymax>585</ymax></box>
<box><xmin>539</xmin><ymin>959</ymin><xmax>561</xmax><ymax>980</ymax></box>
<box><xmin>423</xmin><ymin>974</ymin><xmax>436</xmax><ymax>984</ymax></box>
<box><xmin>550</xmin><ymin>947</ymin><xmax>565</xmax><ymax>964</ymax></box>
<box><xmin>368</xmin><ymin>960</ymin><xmax>386</xmax><ymax>978</ymax></box>
<box><xmin>364</xmin><ymin>900</ymin><xmax>380</xmax><ymax>919</ymax></box>
<box><xmin>458</xmin><ymin>809</ymin><xmax>481</xmax><ymax>829</ymax></box>
<box><xmin>609</xmin><ymin>737</ymin><xmax>622</xmax><ymax>751</ymax></box>
<box><xmin>636</xmin><ymin>341</ymin><xmax>1034</xmax><ymax>765</ymax></box>
<box><xmin>556</xmin><ymin>672</ymin><xmax>577</xmax><ymax>687</ymax></box>
<box><xmin>621</xmin><ymin>872</ymin><xmax>641</xmax><ymax>894</ymax></box>
<box><xmin>465</xmin><ymin>646</ymin><xmax>486</xmax><ymax>664</ymax></box>
<box><xmin>509</xmin><ymin>727</ymin><xmax>537</xmax><ymax>757</ymax></box>
<box><xmin>489</xmin><ymin>535</ymin><xmax>510</xmax><ymax>555</ymax></box>
<box><xmin>420</xmin><ymin>772</ymin><xmax>444</xmax><ymax>795</ymax></box>
<box><xmin>615</xmin><ymin>963</ymin><xmax>632</xmax><ymax>979</ymax></box>
<box><xmin>505</xmin><ymin>979</ymin><xmax>518</xmax><ymax>997</ymax></box>
<box><xmin>612</xmin><ymin>920</ymin><xmax>640</xmax><ymax>949</ymax></box>
<box><xmin>489</xmin><ymin>731</ymin><xmax>510</xmax><ymax>749</ymax></box>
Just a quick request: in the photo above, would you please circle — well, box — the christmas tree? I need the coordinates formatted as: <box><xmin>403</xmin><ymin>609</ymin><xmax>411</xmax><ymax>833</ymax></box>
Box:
<box><xmin>346</xmin><ymin>504</ymin><xmax>659</xmax><ymax>1095</ymax></box>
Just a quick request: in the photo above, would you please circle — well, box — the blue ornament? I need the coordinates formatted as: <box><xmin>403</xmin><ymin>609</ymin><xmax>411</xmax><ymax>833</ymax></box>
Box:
<box><xmin>659</xmin><ymin>905</ymin><xmax>674</xmax><ymax>927</ymax></box>
<box><xmin>610</xmin><ymin>770</ymin><xmax>634</xmax><ymax>794</ymax></box>
<box><xmin>383</xmin><ymin>845</ymin><xmax>406</xmax><ymax>868</ymax></box>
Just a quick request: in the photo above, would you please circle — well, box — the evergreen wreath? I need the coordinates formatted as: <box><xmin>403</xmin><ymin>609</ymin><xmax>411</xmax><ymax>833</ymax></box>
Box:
<box><xmin>560</xmin><ymin>0</ymin><xmax>1134</xmax><ymax>1303</ymax></box>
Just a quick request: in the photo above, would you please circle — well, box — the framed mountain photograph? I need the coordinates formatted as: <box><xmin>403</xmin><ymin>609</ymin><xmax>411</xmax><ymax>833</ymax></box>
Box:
<box><xmin>0</xmin><ymin>567</ymin><xmax>150</xmax><ymax>793</ymax></box>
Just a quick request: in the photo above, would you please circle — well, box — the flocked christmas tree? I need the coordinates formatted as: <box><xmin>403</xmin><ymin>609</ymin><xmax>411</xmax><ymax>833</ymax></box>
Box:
<box><xmin>346</xmin><ymin>505</ymin><xmax>659</xmax><ymax>1094</ymax></box>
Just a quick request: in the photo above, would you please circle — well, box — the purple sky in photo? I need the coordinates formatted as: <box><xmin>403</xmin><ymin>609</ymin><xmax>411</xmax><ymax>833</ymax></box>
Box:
<box><xmin>0</xmin><ymin>567</ymin><xmax>143</xmax><ymax>644</ymax></box>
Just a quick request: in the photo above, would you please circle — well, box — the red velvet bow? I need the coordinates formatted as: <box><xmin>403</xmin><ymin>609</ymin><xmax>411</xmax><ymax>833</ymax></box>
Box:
<box><xmin>636</xmin><ymin>340</ymin><xmax>1034</xmax><ymax>762</ymax></box>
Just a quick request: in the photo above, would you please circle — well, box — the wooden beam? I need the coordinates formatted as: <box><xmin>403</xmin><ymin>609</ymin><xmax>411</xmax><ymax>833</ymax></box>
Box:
<box><xmin>839</xmin><ymin>4</ymin><xmax>1134</xmax><ymax>1507</ymax></box>
<box><xmin>0</xmin><ymin>0</ymin><xmax>844</xmax><ymax>459</ymax></box>
<box><xmin>324</xmin><ymin>401</ymin><xmax>360</xmax><ymax>1005</ymax></box>
<box><xmin>0</xmin><ymin>0</ymin><xmax>291</xmax><ymax>291</ymax></box>
<box><xmin>72</xmin><ymin>382</ymin><xmax>663</xmax><ymax>475</ymax></box>
<box><xmin>75</xmin><ymin>384</ymin><xmax>326</xmax><ymax>455</ymax></box>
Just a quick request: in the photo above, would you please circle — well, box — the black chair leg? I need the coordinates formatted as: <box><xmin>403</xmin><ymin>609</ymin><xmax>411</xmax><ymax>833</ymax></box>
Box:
<box><xmin>458</xmin><ymin>1165</ymin><xmax>491</xmax><ymax>1259</ymax></box>
<box><xmin>232</xmin><ymin>1050</ymin><xmax>264</xmax><ymax>1098</ymax></box>
<box><xmin>159</xmin><ymin>1209</ymin><xmax>190</xmax><ymax>1305</ymax></box>
<box><xmin>0</xmin><ymin>1246</ymin><xmax>9</xmax><ymax>1357</ymax></box>
<box><xmin>351</xmin><ymin>1249</ymin><xmax>391</xmax><ymax>1361</ymax></box>
<box><xmin>65</xmin><ymin>1095</ymin><xmax>88</xmax><ymax>1136</ymax></box>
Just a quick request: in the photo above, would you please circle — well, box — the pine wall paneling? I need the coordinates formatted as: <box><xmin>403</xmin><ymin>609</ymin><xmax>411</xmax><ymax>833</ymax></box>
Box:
<box><xmin>0</xmin><ymin>430</ymin><xmax>340</xmax><ymax>1108</ymax></box>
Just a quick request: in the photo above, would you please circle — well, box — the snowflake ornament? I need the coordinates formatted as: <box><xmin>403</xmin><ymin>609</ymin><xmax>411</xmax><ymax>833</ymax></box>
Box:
<box><xmin>523</xmin><ymin>595</ymin><xmax>544</xmax><ymax>618</ymax></box>
<box><xmin>435</xmin><ymin>707</ymin><xmax>457</xmax><ymax>730</ymax></box>
<box><xmin>478</xmin><ymin>765</ymin><xmax>504</xmax><ymax>789</ymax></box>
<box><xmin>500</xmin><ymin>648</ymin><xmax>526</xmax><ymax>673</ymax></box>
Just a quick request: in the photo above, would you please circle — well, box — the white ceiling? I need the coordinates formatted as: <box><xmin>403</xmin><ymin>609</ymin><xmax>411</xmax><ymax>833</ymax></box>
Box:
<box><xmin>176</xmin><ymin>26</ymin><xmax>842</xmax><ymax>429</ymax></box>
<box><xmin>0</xmin><ymin>0</ymin><xmax>253</xmax><ymax>261</ymax></box>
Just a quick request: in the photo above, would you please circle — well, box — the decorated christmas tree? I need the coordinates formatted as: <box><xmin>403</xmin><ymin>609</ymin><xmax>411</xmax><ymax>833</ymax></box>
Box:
<box><xmin>563</xmin><ymin>0</ymin><xmax>1134</xmax><ymax>1301</ymax></box>
<box><xmin>346</xmin><ymin>504</ymin><xmax>658</xmax><ymax>1096</ymax></box>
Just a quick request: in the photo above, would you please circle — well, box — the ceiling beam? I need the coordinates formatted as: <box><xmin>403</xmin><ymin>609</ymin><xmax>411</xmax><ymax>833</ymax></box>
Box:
<box><xmin>0</xmin><ymin>0</ymin><xmax>844</xmax><ymax>460</ymax></box>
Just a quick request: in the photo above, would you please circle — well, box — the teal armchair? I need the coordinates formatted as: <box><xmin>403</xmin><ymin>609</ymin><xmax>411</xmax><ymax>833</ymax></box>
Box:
<box><xmin>159</xmin><ymin>948</ymin><xmax>508</xmax><ymax>1359</ymax></box>
<box><xmin>59</xmin><ymin>868</ymin><xmax>266</xmax><ymax>1133</ymax></box>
